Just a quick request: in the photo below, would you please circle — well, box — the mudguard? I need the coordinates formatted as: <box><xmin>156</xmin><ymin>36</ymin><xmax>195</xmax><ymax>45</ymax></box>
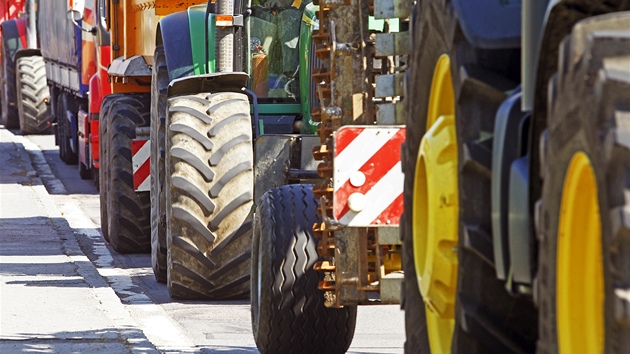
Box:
<box><xmin>157</xmin><ymin>11</ymin><xmax>195</xmax><ymax>81</ymax></box>
<box><xmin>14</xmin><ymin>48</ymin><xmax>41</xmax><ymax>62</ymax></box>
<box><xmin>452</xmin><ymin>0</ymin><xmax>521</xmax><ymax>49</ymax></box>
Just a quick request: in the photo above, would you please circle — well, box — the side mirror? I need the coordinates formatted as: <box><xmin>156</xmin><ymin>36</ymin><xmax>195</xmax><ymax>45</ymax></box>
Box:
<box><xmin>67</xmin><ymin>9</ymin><xmax>94</xmax><ymax>34</ymax></box>
<box><xmin>68</xmin><ymin>9</ymin><xmax>83</xmax><ymax>22</ymax></box>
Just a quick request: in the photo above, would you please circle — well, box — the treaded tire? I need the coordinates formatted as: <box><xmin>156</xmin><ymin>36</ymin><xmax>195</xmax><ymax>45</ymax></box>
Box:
<box><xmin>166</xmin><ymin>92</ymin><xmax>253</xmax><ymax>299</ymax></box>
<box><xmin>537</xmin><ymin>13</ymin><xmax>630</xmax><ymax>354</ymax></box>
<box><xmin>251</xmin><ymin>184</ymin><xmax>357</xmax><ymax>354</ymax></box>
<box><xmin>99</xmin><ymin>95</ymin><xmax>118</xmax><ymax>242</ymax></box>
<box><xmin>1</xmin><ymin>57</ymin><xmax>18</xmax><ymax>129</ymax></box>
<box><xmin>106</xmin><ymin>94</ymin><xmax>151</xmax><ymax>253</ymax></box>
<box><xmin>150</xmin><ymin>45</ymin><xmax>168</xmax><ymax>283</ymax></box>
<box><xmin>16</xmin><ymin>56</ymin><xmax>52</xmax><ymax>134</ymax></box>
<box><xmin>403</xmin><ymin>1</ymin><xmax>535</xmax><ymax>353</ymax></box>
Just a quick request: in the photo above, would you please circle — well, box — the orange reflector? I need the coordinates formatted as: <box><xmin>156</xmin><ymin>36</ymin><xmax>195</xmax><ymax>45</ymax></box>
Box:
<box><xmin>216</xmin><ymin>15</ymin><xmax>233</xmax><ymax>26</ymax></box>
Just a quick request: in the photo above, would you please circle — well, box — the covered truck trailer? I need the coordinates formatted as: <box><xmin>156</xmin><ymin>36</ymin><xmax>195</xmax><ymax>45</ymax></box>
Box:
<box><xmin>40</xmin><ymin>0</ymin><xmax>110</xmax><ymax>180</ymax></box>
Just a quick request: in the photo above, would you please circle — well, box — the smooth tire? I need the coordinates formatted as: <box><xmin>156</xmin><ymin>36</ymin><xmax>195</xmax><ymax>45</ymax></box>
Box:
<box><xmin>150</xmin><ymin>45</ymin><xmax>168</xmax><ymax>283</ymax></box>
<box><xmin>16</xmin><ymin>56</ymin><xmax>52</xmax><ymax>134</ymax></box>
<box><xmin>106</xmin><ymin>94</ymin><xmax>151</xmax><ymax>253</ymax></box>
<box><xmin>165</xmin><ymin>92</ymin><xmax>253</xmax><ymax>299</ymax></box>
<box><xmin>537</xmin><ymin>13</ymin><xmax>630</xmax><ymax>354</ymax></box>
<box><xmin>251</xmin><ymin>184</ymin><xmax>357</xmax><ymax>354</ymax></box>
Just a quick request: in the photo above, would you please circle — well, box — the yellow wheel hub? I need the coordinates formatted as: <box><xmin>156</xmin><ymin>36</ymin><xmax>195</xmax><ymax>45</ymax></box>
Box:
<box><xmin>412</xmin><ymin>54</ymin><xmax>458</xmax><ymax>353</ymax></box>
<box><xmin>557</xmin><ymin>151</ymin><xmax>604</xmax><ymax>354</ymax></box>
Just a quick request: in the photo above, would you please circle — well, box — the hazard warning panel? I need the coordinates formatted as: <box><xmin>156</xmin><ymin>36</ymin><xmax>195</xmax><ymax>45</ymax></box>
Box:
<box><xmin>131</xmin><ymin>139</ymin><xmax>150</xmax><ymax>192</ymax></box>
<box><xmin>333</xmin><ymin>126</ymin><xmax>406</xmax><ymax>227</ymax></box>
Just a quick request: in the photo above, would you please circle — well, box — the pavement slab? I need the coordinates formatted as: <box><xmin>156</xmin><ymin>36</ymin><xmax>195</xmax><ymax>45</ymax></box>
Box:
<box><xmin>0</xmin><ymin>129</ymin><xmax>157</xmax><ymax>353</ymax></box>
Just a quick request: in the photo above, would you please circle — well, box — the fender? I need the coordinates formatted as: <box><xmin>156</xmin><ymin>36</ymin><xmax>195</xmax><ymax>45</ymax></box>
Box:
<box><xmin>157</xmin><ymin>11</ymin><xmax>195</xmax><ymax>81</ymax></box>
<box><xmin>88</xmin><ymin>73</ymin><xmax>102</xmax><ymax>168</ymax></box>
<box><xmin>452</xmin><ymin>0</ymin><xmax>521</xmax><ymax>49</ymax></box>
<box><xmin>14</xmin><ymin>48</ymin><xmax>40</xmax><ymax>62</ymax></box>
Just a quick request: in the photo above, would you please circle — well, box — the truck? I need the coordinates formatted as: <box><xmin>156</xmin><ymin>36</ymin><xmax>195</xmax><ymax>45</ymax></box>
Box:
<box><xmin>401</xmin><ymin>0</ymin><xmax>630</xmax><ymax>353</ymax></box>
<box><xmin>39</xmin><ymin>0</ymin><xmax>111</xmax><ymax>182</ymax></box>
<box><xmin>0</xmin><ymin>0</ymin><xmax>51</xmax><ymax>134</ymax></box>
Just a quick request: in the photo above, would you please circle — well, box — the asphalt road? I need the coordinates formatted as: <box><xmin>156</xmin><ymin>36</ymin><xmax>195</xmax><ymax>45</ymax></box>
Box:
<box><xmin>20</xmin><ymin>131</ymin><xmax>405</xmax><ymax>353</ymax></box>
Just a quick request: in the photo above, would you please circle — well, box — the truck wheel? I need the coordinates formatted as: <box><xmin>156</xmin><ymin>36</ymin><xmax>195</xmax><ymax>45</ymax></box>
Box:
<box><xmin>150</xmin><ymin>45</ymin><xmax>168</xmax><ymax>283</ymax></box>
<box><xmin>251</xmin><ymin>185</ymin><xmax>357</xmax><ymax>354</ymax></box>
<box><xmin>99</xmin><ymin>95</ymin><xmax>115</xmax><ymax>242</ymax></box>
<box><xmin>16</xmin><ymin>56</ymin><xmax>52</xmax><ymax>134</ymax></box>
<box><xmin>1</xmin><ymin>59</ymin><xmax>19</xmax><ymax>129</ymax></box>
<box><xmin>106</xmin><ymin>94</ymin><xmax>151</xmax><ymax>253</ymax></box>
<box><xmin>166</xmin><ymin>92</ymin><xmax>253</xmax><ymax>299</ymax></box>
<box><xmin>57</xmin><ymin>93</ymin><xmax>67</xmax><ymax>162</ymax></box>
<box><xmin>403</xmin><ymin>2</ymin><xmax>535</xmax><ymax>353</ymax></box>
<box><xmin>79</xmin><ymin>160</ymin><xmax>90</xmax><ymax>179</ymax></box>
<box><xmin>538</xmin><ymin>14</ymin><xmax>630</xmax><ymax>354</ymax></box>
<box><xmin>58</xmin><ymin>93</ymin><xmax>78</xmax><ymax>165</ymax></box>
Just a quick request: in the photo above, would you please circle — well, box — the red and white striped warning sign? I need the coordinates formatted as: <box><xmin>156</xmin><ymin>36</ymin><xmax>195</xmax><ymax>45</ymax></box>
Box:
<box><xmin>131</xmin><ymin>139</ymin><xmax>150</xmax><ymax>192</ymax></box>
<box><xmin>333</xmin><ymin>126</ymin><xmax>406</xmax><ymax>227</ymax></box>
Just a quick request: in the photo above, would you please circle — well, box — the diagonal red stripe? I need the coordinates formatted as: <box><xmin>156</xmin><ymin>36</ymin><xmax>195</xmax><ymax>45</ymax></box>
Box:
<box><xmin>133</xmin><ymin>158</ymin><xmax>150</xmax><ymax>190</ymax></box>
<box><xmin>335</xmin><ymin>127</ymin><xmax>364</xmax><ymax>156</ymax></box>
<box><xmin>334</xmin><ymin>129</ymin><xmax>405</xmax><ymax>220</ymax></box>
<box><xmin>370</xmin><ymin>193</ymin><xmax>403</xmax><ymax>225</ymax></box>
<box><xmin>131</xmin><ymin>140</ymin><xmax>147</xmax><ymax>155</ymax></box>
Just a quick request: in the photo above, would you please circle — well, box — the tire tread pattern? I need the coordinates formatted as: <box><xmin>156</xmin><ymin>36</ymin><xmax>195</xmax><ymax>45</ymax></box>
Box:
<box><xmin>16</xmin><ymin>56</ymin><xmax>52</xmax><ymax>134</ymax></box>
<box><xmin>166</xmin><ymin>92</ymin><xmax>253</xmax><ymax>300</ymax></box>
<box><xmin>106</xmin><ymin>94</ymin><xmax>152</xmax><ymax>253</ymax></box>
<box><xmin>251</xmin><ymin>185</ymin><xmax>357</xmax><ymax>354</ymax></box>
<box><xmin>538</xmin><ymin>14</ymin><xmax>630</xmax><ymax>354</ymax></box>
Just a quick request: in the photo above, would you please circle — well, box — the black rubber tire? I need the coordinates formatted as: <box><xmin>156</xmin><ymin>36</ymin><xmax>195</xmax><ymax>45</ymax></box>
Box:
<box><xmin>150</xmin><ymin>45</ymin><xmax>168</xmax><ymax>283</ymax></box>
<box><xmin>165</xmin><ymin>92</ymin><xmax>253</xmax><ymax>299</ymax></box>
<box><xmin>58</xmin><ymin>93</ymin><xmax>78</xmax><ymax>165</ymax></box>
<box><xmin>251</xmin><ymin>184</ymin><xmax>357</xmax><ymax>354</ymax></box>
<box><xmin>106</xmin><ymin>94</ymin><xmax>152</xmax><ymax>253</ymax></box>
<box><xmin>79</xmin><ymin>161</ymin><xmax>91</xmax><ymax>179</ymax></box>
<box><xmin>1</xmin><ymin>58</ymin><xmax>19</xmax><ymax>129</ymax></box>
<box><xmin>16</xmin><ymin>56</ymin><xmax>52</xmax><ymax>135</ymax></box>
<box><xmin>99</xmin><ymin>95</ymin><xmax>117</xmax><ymax>242</ymax></box>
<box><xmin>56</xmin><ymin>93</ymin><xmax>67</xmax><ymax>162</ymax></box>
<box><xmin>537</xmin><ymin>13</ymin><xmax>630</xmax><ymax>354</ymax></box>
<box><xmin>403</xmin><ymin>1</ymin><xmax>535</xmax><ymax>353</ymax></box>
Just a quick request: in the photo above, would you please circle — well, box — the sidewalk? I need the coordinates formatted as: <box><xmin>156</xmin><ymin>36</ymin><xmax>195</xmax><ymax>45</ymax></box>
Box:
<box><xmin>0</xmin><ymin>128</ymin><xmax>157</xmax><ymax>353</ymax></box>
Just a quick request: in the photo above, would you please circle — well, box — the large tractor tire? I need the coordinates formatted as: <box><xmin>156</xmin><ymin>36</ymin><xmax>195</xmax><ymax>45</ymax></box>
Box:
<box><xmin>106</xmin><ymin>94</ymin><xmax>151</xmax><ymax>253</ymax></box>
<box><xmin>538</xmin><ymin>13</ymin><xmax>630</xmax><ymax>354</ymax></box>
<box><xmin>16</xmin><ymin>56</ymin><xmax>52</xmax><ymax>134</ymax></box>
<box><xmin>1</xmin><ymin>60</ymin><xmax>19</xmax><ymax>129</ymax></box>
<box><xmin>165</xmin><ymin>92</ymin><xmax>253</xmax><ymax>299</ymax></box>
<box><xmin>251</xmin><ymin>184</ymin><xmax>357</xmax><ymax>354</ymax></box>
<box><xmin>403</xmin><ymin>1</ymin><xmax>535</xmax><ymax>353</ymax></box>
<box><xmin>98</xmin><ymin>94</ymin><xmax>122</xmax><ymax>242</ymax></box>
<box><xmin>150</xmin><ymin>45</ymin><xmax>168</xmax><ymax>283</ymax></box>
<box><xmin>57</xmin><ymin>93</ymin><xmax>78</xmax><ymax>165</ymax></box>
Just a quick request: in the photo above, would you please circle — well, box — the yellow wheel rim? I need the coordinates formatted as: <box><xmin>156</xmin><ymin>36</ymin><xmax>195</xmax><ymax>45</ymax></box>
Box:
<box><xmin>413</xmin><ymin>54</ymin><xmax>457</xmax><ymax>353</ymax></box>
<box><xmin>557</xmin><ymin>151</ymin><xmax>604</xmax><ymax>354</ymax></box>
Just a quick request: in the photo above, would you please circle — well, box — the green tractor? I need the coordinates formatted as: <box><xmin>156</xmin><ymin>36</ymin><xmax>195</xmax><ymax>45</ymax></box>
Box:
<box><xmin>149</xmin><ymin>0</ymin><xmax>324</xmax><ymax>301</ymax></box>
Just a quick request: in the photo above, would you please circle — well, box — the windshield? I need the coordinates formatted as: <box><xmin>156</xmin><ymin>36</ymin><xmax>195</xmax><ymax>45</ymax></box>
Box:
<box><xmin>246</xmin><ymin>0</ymin><xmax>309</xmax><ymax>102</ymax></box>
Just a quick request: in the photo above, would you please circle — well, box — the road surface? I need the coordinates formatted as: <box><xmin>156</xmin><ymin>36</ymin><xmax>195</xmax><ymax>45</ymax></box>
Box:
<box><xmin>0</xmin><ymin>127</ymin><xmax>405</xmax><ymax>353</ymax></box>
